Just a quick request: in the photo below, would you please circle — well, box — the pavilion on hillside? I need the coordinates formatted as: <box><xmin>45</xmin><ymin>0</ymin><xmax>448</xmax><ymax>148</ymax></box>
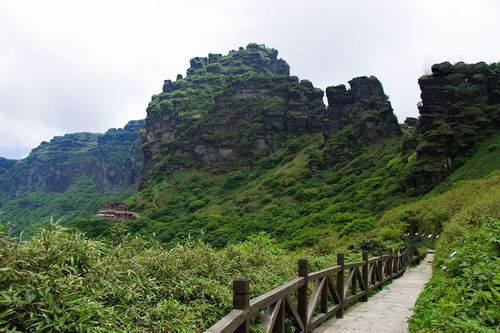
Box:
<box><xmin>93</xmin><ymin>200</ymin><xmax>140</xmax><ymax>220</ymax></box>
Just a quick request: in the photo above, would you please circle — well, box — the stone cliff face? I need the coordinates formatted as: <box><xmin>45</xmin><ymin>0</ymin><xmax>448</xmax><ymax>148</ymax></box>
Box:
<box><xmin>324</xmin><ymin>76</ymin><xmax>401</xmax><ymax>145</ymax></box>
<box><xmin>1</xmin><ymin>120</ymin><xmax>144</xmax><ymax>197</ymax></box>
<box><xmin>7</xmin><ymin>132</ymin><xmax>100</xmax><ymax>196</ymax></box>
<box><xmin>94</xmin><ymin>120</ymin><xmax>144</xmax><ymax>193</ymax></box>
<box><xmin>140</xmin><ymin>44</ymin><xmax>325</xmax><ymax>187</ymax></box>
<box><xmin>412</xmin><ymin>62</ymin><xmax>500</xmax><ymax>187</ymax></box>
<box><xmin>0</xmin><ymin>157</ymin><xmax>15</xmax><ymax>175</ymax></box>
<box><xmin>140</xmin><ymin>45</ymin><xmax>406</xmax><ymax>188</ymax></box>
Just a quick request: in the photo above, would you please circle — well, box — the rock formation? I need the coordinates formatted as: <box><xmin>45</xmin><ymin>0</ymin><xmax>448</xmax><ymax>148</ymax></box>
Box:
<box><xmin>412</xmin><ymin>62</ymin><xmax>500</xmax><ymax>187</ymax></box>
<box><xmin>140</xmin><ymin>44</ymin><xmax>325</xmax><ymax>187</ymax></box>
<box><xmin>140</xmin><ymin>44</ymin><xmax>407</xmax><ymax>188</ymax></box>
<box><xmin>324</xmin><ymin>76</ymin><xmax>401</xmax><ymax>146</ymax></box>
<box><xmin>1</xmin><ymin>120</ymin><xmax>144</xmax><ymax>197</ymax></box>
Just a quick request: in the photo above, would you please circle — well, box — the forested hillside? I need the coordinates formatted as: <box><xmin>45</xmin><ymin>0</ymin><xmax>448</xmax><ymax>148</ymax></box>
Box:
<box><xmin>0</xmin><ymin>120</ymin><xmax>144</xmax><ymax>235</ymax></box>
<box><xmin>76</xmin><ymin>46</ymin><xmax>499</xmax><ymax>251</ymax></box>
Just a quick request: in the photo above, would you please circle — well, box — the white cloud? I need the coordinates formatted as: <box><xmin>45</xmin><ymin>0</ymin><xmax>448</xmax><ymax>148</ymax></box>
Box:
<box><xmin>0</xmin><ymin>0</ymin><xmax>499</xmax><ymax>158</ymax></box>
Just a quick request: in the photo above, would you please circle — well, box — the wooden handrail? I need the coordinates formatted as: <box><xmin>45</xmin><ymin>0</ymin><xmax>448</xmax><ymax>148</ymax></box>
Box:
<box><xmin>206</xmin><ymin>246</ymin><xmax>422</xmax><ymax>333</ymax></box>
<box><xmin>308</xmin><ymin>265</ymin><xmax>341</xmax><ymax>281</ymax></box>
<box><xmin>249</xmin><ymin>277</ymin><xmax>305</xmax><ymax>310</ymax></box>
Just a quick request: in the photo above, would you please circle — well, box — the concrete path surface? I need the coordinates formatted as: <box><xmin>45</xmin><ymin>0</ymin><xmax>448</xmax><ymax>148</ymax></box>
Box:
<box><xmin>315</xmin><ymin>252</ymin><xmax>434</xmax><ymax>333</ymax></box>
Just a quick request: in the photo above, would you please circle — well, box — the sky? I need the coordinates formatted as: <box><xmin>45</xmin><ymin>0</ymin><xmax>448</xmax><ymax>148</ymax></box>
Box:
<box><xmin>1</xmin><ymin>0</ymin><xmax>499</xmax><ymax>159</ymax></box>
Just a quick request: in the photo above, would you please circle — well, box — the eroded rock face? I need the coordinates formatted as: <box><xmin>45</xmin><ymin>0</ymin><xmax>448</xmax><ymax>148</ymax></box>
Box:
<box><xmin>140</xmin><ymin>44</ymin><xmax>325</xmax><ymax>187</ymax></box>
<box><xmin>94</xmin><ymin>120</ymin><xmax>144</xmax><ymax>193</ymax></box>
<box><xmin>324</xmin><ymin>76</ymin><xmax>401</xmax><ymax>145</ymax></box>
<box><xmin>412</xmin><ymin>62</ymin><xmax>500</xmax><ymax>187</ymax></box>
<box><xmin>404</xmin><ymin>117</ymin><xmax>418</xmax><ymax>129</ymax></box>
<box><xmin>140</xmin><ymin>45</ymin><xmax>409</xmax><ymax>188</ymax></box>
<box><xmin>2</xmin><ymin>120</ymin><xmax>144</xmax><ymax>197</ymax></box>
<box><xmin>0</xmin><ymin>158</ymin><xmax>15</xmax><ymax>175</ymax></box>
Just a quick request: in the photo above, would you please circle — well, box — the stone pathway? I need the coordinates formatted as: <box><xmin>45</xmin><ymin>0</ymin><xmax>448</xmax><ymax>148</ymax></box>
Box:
<box><xmin>315</xmin><ymin>252</ymin><xmax>434</xmax><ymax>333</ymax></box>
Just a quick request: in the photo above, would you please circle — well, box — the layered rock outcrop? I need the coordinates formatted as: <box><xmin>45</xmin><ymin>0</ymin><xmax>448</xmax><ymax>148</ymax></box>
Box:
<box><xmin>412</xmin><ymin>62</ymin><xmax>500</xmax><ymax>187</ymax></box>
<box><xmin>1</xmin><ymin>120</ymin><xmax>144</xmax><ymax>197</ymax></box>
<box><xmin>141</xmin><ymin>44</ymin><xmax>325</xmax><ymax>187</ymax></box>
<box><xmin>140</xmin><ymin>45</ymin><xmax>409</xmax><ymax>187</ymax></box>
<box><xmin>324</xmin><ymin>76</ymin><xmax>401</xmax><ymax>145</ymax></box>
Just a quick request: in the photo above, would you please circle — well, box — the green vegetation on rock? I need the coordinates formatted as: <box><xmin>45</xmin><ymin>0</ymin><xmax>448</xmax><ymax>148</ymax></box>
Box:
<box><xmin>114</xmin><ymin>134</ymin><xmax>416</xmax><ymax>249</ymax></box>
<box><xmin>412</xmin><ymin>62</ymin><xmax>499</xmax><ymax>188</ymax></box>
<box><xmin>0</xmin><ymin>120</ymin><xmax>144</xmax><ymax>236</ymax></box>
<box><xmin>140</xmin><ymin>43</ymin><xmax>324</xmax><ymax>186</ymax></box>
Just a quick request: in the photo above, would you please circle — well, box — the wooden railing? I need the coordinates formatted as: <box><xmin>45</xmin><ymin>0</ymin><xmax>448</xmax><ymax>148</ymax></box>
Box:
<box><xmin>206</xmin><ymin>247</ymin><xmax>422</xmax><ymax>333</ymax></box>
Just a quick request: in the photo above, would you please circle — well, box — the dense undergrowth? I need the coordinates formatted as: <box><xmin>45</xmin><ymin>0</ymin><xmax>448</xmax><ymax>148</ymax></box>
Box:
<box><xmin>0</xmin><ymin>177</ymin><xmax>132</xmax><ymax>236</ymax></box>
<box><xmin>0</xmin><ymin>226</ymin><xmax>363</xmax><ymax>332</ymax></box>
<box><xmin>378</xmin><ymin>147</ymin><xmax>500</xmax><ymax>332</ymax></box>
<box><xmin>409</xmin><ymin>218</ymin><xmax>499</xmax><ymax>332</ymax></box>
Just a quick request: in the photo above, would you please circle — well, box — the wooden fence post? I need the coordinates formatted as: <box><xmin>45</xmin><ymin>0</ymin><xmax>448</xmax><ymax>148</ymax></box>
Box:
<box><xmin>377</xmin><ymin>248</ymin><xmax>383</xmax><ymax>290</ymax></box>
<box><xmin>233</xmin><ymin>278</ymin><xmax>249</xmax><ymax>333</ymax></box>
<box><xmin>394</xmin><ymin>249</ymin><xmax>399</xmax><ymax>274</ymax></box>
<box><xmin>362</xmin><ymin>251</ymin><xmax>368</xmax><ymax>302</ymax></box>
<box><xmin>388</xmin><ymin>248</ymin><xmax>393</xmax><ymax>278</ymax></box>
<box><xmin>297</xmin><ymin>258</ymin><xmax>309</xmax><ymax>332</ymax></box>
<box><xmin>336</xmin><ymin>253</ymin><xmax>345</xmax><ymax>319</ymax></box>
<box><xmin>402</xmin><ymin>247</ymin><xmax>407</xmax><ymax>268</ymax></box>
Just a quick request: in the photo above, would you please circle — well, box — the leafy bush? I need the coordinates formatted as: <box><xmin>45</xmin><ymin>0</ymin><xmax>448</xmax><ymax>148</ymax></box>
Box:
<box><xmin>0</xmin><ymin>227</ymin><xmax>339</xmax><ymax>332</ymax></box>
<box><xmin>409</xmin><ymin>218</ymin><xmax>500</xmax><ymax>332</ymax></box>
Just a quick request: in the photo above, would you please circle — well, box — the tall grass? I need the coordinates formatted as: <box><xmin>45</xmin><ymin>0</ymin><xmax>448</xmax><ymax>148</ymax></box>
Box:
<box><xmin>0</xmin><ymin>227</ymin><xmax>341</xmax><ymax>332</ymax></box>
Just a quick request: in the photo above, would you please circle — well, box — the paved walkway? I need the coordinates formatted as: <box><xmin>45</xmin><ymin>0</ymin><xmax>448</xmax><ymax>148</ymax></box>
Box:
<box><xmin>315</xmin><ymin>252</ymin><xmax>434</xmax><ymax>333</ymax></box>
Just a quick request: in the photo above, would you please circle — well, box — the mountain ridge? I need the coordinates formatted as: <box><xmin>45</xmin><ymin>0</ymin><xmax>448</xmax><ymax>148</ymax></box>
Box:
<box><xmin>0</xmin><ymin>44</ymin><xmax>498</xmax><ymax>244</ymax></box>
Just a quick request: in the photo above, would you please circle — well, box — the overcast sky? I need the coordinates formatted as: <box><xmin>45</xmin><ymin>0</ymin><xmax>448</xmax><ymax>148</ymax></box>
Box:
<box><xmin>1</xmin><ymin>0</ymin><xmax>499</xmax><ymax>159</ymax></box>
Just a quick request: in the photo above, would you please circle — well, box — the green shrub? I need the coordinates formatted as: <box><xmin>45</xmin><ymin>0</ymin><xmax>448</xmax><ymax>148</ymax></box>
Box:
<box><xmin>0</xmin><ymin>226</ymin><xmax>341</xmax><ymax>332</ymax></box>
<box><xmin>409</xmin><ymin>218</ymin><xmax>500</xmax><ymax>332</ymax></box>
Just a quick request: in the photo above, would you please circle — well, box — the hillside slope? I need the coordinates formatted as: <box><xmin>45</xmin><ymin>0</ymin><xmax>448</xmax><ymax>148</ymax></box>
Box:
<box><xmin>120</xmin><ymin>56</ymin><xmax>499</xmax><ymax>249</ymax></box>
<box><xmin>378</xmin><ymin>139</ymin><xmax>500</xmax><ymax>331</ymax></box>
<box><xmin>0</xmin><ymin>120</ymin><xmax>144</xmax><ymax>235</ymax></box>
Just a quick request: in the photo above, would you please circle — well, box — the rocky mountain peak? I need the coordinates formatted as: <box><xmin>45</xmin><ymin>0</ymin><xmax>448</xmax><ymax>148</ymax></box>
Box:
<box><xmin>1</xmin><ymin>120</ymin><xmax>144</xmax><ymax>197</ymax></box>
<box><xmin>140</xmin><ymin>44</ymin><xmax>322</xmax><ymax>187</ymax></box>
<box><xmin>185</xmin><ymin>43</ymin><xmax>290</xmax><ymax>78</ymax></box>
<box><xmin>411</xmin><ymin>62</ymin><xmax>500</xmax><ymax>187</ymax></box>
<box><xmin>324</xmin><ymin>76</ymin><xmax>401</xmax><ymax>146</ymax></box>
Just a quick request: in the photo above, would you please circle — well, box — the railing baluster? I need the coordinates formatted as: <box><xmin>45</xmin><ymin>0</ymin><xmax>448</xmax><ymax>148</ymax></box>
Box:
<box><xmin>377</xmin><ymin>248</ymin><xmax>383</xmax><ymax>290</ymax></box>
<box><xmin>395</xmin><ymin>249</ymin><xmax>400</xmax><ymax>273</ymax></box>
<box><xmin>274</xmin><ymin>299</ymin><xmax>285</xmax><ymax>333</ymax></box>
<box><xmin>394</xmin><ymin>249</ymin><xmax>398</xmax><ymax>274</ymax></box>
<box><xmin>297</xmin><ymin>258</ymin><xmax>309</xmax><ymax>332</ymax></box>
<box><xmin>388</xmin><ymin>248</ymin><xmax>393</xmax><ymax>278</ymax></box>
<box><xmin>401</xmin><ymin>248</ymin><xmax>405</xmax><ymax>268</ymax></box>
<box><xmin>362</xmin><ymin>251</ymin><xmax>368</xmax><ymax>301</ymax></box>
<box><xmin>321</xmin><ymin>277</ymin><xmax>328</xmax><ymax>313</ymax></box>
<box><xmin>336</xmin><ymin>253</ymin><xmax>345</xmax><ymax>319</ymax></box>
<box><xmin>350</xmin><ymin>268</ymin><xmax>356</xmax><ymax>297</ymax></box>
